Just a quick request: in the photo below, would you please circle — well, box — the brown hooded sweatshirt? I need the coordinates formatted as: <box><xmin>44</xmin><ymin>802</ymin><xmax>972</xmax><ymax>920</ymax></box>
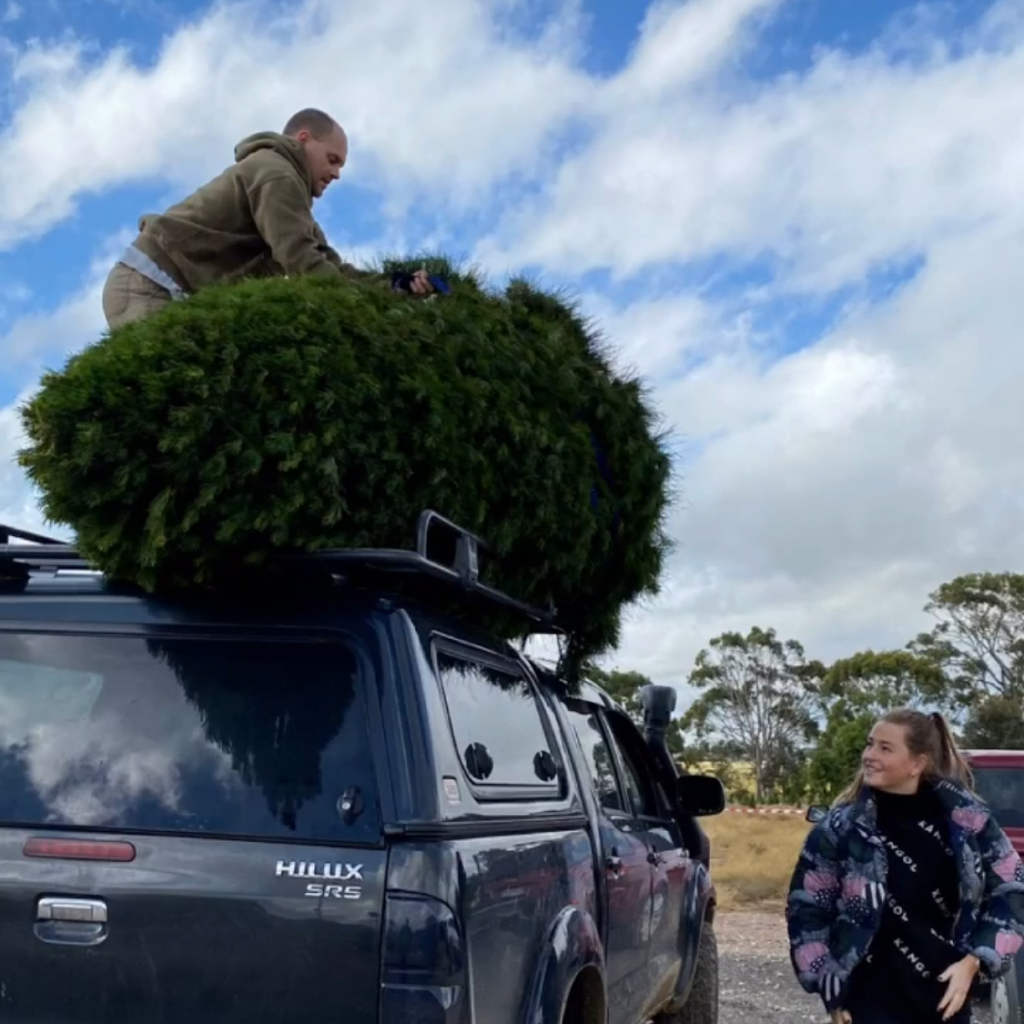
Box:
<box><xmin>130</xmin><ymin>132</ymin><xmax>367</xmax><ymax>293</ymax></box>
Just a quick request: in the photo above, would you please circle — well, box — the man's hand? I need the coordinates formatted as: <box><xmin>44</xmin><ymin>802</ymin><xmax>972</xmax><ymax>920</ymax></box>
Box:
<box><xmin>830</xmin><ymin>1009</ymin><xmax>851</xmax><ymax>1024</ymax></box>
<box><xmin>390</xmin><ymin>268</ymin><xmax>440</xmax><ymax>298</ymax></box>
<box><xmin>937</xmin><ymin>954</ymin><xmax>980</xmax><ymax>1020</ymax></box>
<box><xmin>407</xmin><ymin>269</ymin><xmax>434</xmax><ymax>297</ymax></box>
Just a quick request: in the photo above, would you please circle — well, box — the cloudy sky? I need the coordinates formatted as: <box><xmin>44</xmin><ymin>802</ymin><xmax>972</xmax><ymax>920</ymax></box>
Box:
<box><xmin>1</xmin><ymin>0</ymin><xmax>1021</xmax><ymax>693</ymax></box>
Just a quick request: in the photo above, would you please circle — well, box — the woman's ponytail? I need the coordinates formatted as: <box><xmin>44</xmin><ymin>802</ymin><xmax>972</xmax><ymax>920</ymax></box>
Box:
<box><xmin>930</xmin><ymin>711</ymin><xmax>974</xmax><ymax>789</ymax></box>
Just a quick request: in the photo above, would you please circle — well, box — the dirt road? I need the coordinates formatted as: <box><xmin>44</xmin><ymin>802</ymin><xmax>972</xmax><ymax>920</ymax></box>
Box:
<box><xmin>717</xmin><ymin>911</ymin><xmax>992</xmax><ymax>1024</ymax></box>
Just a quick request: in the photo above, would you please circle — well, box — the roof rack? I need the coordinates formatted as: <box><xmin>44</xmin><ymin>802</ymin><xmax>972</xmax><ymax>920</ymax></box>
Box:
<box><xmin>0</xmin><ymin>525</ymin><xmax>69</xmax><ymax>546</ymax></box>
<box><xmin>0</xmin><ymin>510</ymin><xmax>559</xmax><ymax>628</ymax></box>
<box><xmin>288</xmin><ymin>510</ymin><xmax>557</xmax><ymax>626</ymax></box>
<box><xmin>0</xmin><ymin>524</ymin><xmax>84</xmax><ymax>580</ymax></box>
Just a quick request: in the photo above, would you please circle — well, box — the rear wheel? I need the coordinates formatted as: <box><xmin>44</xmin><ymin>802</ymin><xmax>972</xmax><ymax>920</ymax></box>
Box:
<box><xmin>656</xmin><ymin>924</ymin><xmax>719</xmax><ymax>1024</ymax></box>
<box><xmin>562</xmin><ymin>966</ymin><xmax>605</xmax><ymax>1024</ymax></box>
<box><xmin>992</xmin><ymin>953</ymin><xmax>1024</xmax><ymax>1024</ymax></box>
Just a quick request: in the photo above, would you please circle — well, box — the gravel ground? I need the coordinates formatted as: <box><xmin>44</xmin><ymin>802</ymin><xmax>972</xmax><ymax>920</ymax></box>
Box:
<box><xmin>716</xmin><ymin>911</ymin><xmax>992</xmax><ymax>1024</ymax></box>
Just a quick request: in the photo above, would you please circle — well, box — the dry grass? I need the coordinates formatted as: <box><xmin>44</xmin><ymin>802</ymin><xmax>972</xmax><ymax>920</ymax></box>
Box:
<box><xmin>703</xmin><ymin>813</ymin><xmax>812</xmax><ymax>911</ymax></box>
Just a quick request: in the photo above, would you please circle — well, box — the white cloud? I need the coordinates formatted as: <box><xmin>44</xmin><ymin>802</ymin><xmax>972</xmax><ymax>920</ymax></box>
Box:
<box><xmin>1</xmin><ymin>227</ymin><xmax>121</xmax><ymax>367</ymax></box>
<box><xmin>607</xmin><ymin>0</ymin><xmax>783</xmax><ymax>102</ymax></box>
<box><xmin>581</xmin><ymin>289</ymin><xmax>720</xmax><ymax>379</ymax></box>
<box><xmin>0</xmin><ymin>0</ymin><xmax>592</xmax><ymax>249</ymax></box>
<box><xmin>0</xmin><ymin>232</ymin><xmax>120</xmax><ymax>534</ymax></box>
<box><xmin>605</xmin><ymin>216</ymin><xmax>1024</xmax><ymax>686</ymax></box>
<box><xmin>481</xmin><ymin>5</ymin><xmax>1024</xmax><ymax>292</ymax></box>
<box><xmin>1</xmin><ymin>284</ymin><xmax>105</xmax><ymax>366</ymax></box>
<box><xmin>2</xmin><ymin>0</ymin><xmax>1024</xmax><ymax>704</ymax></box>
<box><xmin>0</xmin><ymin>389</ymin><xmax>47</xmax><ymax>534</ymax></box>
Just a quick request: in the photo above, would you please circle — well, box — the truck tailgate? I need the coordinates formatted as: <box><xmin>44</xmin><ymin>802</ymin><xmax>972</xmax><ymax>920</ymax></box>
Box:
<box><xmin>0</xmin><ymin>628</ymin><xmax>386</xmax><ymax>1023</ymax></box>
<box><xmin>0</xmin><ymin>832</ymin><xmax>385</xmax><ymax>1023</ymax></box>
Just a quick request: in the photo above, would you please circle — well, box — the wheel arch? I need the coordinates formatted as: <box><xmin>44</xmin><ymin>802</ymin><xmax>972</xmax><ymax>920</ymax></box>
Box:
<box><xmin>522</xmin><ymin>904</ymin><xmax>605</xmax><ymax>1024</ymax></box>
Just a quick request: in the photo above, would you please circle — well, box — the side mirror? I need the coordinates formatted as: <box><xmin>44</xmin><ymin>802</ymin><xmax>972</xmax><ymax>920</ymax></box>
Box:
<box><xmin>806</xmin><ymin>804</ymin><xmax>828</xmax><ymax>824</ymax></box>
<box><xmin>675</xmin><ymin>774</ymin><xmax>726</xmax><ymax>817</ymax></box>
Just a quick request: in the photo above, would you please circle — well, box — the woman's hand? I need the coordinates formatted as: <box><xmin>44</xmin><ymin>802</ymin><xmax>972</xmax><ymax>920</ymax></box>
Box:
<box><xmin>937</xmin><ymin>954</ymin><xmax>980</xmax><ymax>1020</ymax></box>
<box><xmin>830</xmin><ymin>1010</ymin><xmax>851</xmax><ymax>1024</ymax></box>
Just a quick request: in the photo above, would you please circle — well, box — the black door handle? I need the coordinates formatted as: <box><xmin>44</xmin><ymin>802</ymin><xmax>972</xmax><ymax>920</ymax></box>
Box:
<box><xmin>606</xmin><ymin>853</ymin><xmax>623</xmax><ymax>875</ymax></box>
<box><xmin>647</xmin><ymin>849</ymin><xmax>661</xmax><ymax>866</ymax></box>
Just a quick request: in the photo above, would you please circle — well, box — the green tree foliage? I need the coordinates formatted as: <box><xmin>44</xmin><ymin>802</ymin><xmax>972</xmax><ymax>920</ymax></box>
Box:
<box><xmin>585</xmin><ymin>665</ymin><xmax>650</xmax><ymax>720</ymax></box>
<box><xmin>963</xmin><ymin>695</ymin><xmax>1024</xmax><ymax>750</ymax></box>
<box><xmin>676</xmin><ymin>738</ymin><xmax>747</xmax><ymax>801</ymax></box>
<box><xmin>820</xmin><ymin>649</ymin><xmax>950</xmax><ymax>714</ymax></box>
<box><xmin>763</xmin><ymin>738</ymin><xmax>812</xmax><ymax>805</ymax></box>
<box><xmin>18</xmin><ymin>263</ymin><xmax>672</xmax><ymax>671</ymax></box>
<box><xmin>682</xmin><ymin>626</ymin><xmax>824</xmax><ymax>804</ymax></box>
<box><xmin>585</xmin><ymin>664</ymin><xmax>688</xmax><ymax>754</ymax></box>
<box><xmin>911</xmin><ymin>573</ymin><xmax>1024</xmax><ymax>704</ymax></box>
<box><xmin>807</xmin><ymin>649</ymin><xmax>951</xmax><ymax>802</ymax></box>
<box><xmin>805</xmin><ymin>711</ymin><xmax>875</xmax><ymax>804</ymax></box>
<box><xmin>667</xmin><ymin>575</ymin><xmax>1024</xmax><ymax>804</ymax></box>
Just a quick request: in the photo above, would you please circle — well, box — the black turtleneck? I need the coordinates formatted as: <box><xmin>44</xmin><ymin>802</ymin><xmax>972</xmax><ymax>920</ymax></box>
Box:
<box><xmin>849</xmin><ymin>782</ymin><xmax>963</xmax><ymax>1021</ymax></box>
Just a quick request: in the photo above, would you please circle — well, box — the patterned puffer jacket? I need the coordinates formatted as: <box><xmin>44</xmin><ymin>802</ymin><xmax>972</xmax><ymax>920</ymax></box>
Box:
<box><xmin>786</xmin><ymin>777</ymin><xmax>1024</xmax><ymax>1012</ymax></box>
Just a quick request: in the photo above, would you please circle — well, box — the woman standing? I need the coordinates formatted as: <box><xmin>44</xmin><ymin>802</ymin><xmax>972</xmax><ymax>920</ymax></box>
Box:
<box><xmin>787</xmin><ymin>709</ymin><xmax>1024</xmax><ymax>1023</ymax></box>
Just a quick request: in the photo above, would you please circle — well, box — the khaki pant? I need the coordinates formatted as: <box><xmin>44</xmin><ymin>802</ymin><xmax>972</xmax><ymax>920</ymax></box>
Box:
<box><xmin>102</xmin><ymin>262</ymin><xmax>173</xmax><ymax>329</ymax></box>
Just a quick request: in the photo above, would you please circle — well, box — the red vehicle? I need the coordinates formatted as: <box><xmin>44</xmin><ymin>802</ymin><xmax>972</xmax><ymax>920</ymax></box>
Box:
<box><xmin>967</xmin><ymin>750</ymin><xmax>1024</xmax><ymax>855</ymax></box>
<box><xmin>965</xmin><ymin>750</ymin><xmax>1024</xmax><ymax>1024</ymax></box>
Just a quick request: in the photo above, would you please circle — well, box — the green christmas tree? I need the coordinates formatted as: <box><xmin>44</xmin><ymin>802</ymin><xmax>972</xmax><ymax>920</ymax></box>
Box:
<box><xmin>18</xmin><ymin>259</ymin><xmax>672</xmax><ymax>671</ymax></box>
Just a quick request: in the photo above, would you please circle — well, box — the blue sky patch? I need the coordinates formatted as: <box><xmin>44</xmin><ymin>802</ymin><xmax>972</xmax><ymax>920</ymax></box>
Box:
<box><xmin>3</xmin><ymin>0</ymin><xmax>211</xmax><ymax>59</ymax></box>
<box><xmin>746</xmin><ymin>0</ymin><xmax>996</xmax><ymax>80</ymax></box>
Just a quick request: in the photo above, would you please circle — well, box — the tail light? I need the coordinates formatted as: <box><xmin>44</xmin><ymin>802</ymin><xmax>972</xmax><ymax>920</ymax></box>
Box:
<box><xmin>381</xmin><ymin>892</ymin><xmax>465</xmax><ymax>1021</ymax></box>
<box><xmin>24</xmin><ymin>838</ymin><xmax>136</xmax><ymax>862</ymax></box>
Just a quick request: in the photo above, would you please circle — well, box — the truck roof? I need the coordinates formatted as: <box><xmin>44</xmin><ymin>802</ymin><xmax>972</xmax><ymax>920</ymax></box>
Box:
<box><xmin>0</xmin><ymin>510</ymin><xmax>562</xmax><ymax>640</ymax></box>
<box><xmin>964</xmin><ymin>749</ymin><xmax>1024</xmax><ymax>763</ymax></box>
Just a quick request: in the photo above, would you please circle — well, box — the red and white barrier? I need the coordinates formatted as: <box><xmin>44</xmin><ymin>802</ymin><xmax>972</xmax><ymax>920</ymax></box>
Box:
<box><xmin>724</xmin><ymin>805</ymin><xmax>808</xmax><ymax>815</ymax></box>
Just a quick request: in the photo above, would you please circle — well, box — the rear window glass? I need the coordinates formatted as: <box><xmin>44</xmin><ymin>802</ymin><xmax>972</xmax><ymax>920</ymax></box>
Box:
<box><xmin>972</xmin><ymin>767</ymin><xmax>1024</xmax><ymax>829</ymax></box>
<box><xmin>0</xmin><ymin>633</ymin><xmax>380</xmax><ymax>844</ymax></box>
<box><xmin>436</xmin><ymin>651</ymin><xmax>559</xmax><ymax>795</ymax></box>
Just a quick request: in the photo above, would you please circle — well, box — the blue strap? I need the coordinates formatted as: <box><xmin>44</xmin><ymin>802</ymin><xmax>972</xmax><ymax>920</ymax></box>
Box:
<box><xmin>589</xmin><ymin>430</ymin><xmax>622</xmax><ymax>537</ymax></box>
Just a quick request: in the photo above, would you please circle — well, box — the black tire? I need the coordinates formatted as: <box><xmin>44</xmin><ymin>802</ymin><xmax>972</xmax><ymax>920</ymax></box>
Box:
<box><xmin>992</xmin><ymin>952</ymin><xmax>1024</xmax><ymax>1024</ymax></box>
<box><xmin>657</xmin><ymin>924</ymin><xmax>719</xmax><ymax>1024</ymax></box>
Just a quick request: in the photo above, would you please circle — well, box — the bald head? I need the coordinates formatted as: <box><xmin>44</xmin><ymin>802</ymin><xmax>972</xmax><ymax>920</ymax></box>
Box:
<box><xmin>283</xmin><ymin>108</ymin><xmax>337</xmax><ymax>139</ymax></box>
<box><xmin>283</xmin><ymin>108</ymin><xmax>348</xmax><ymax>199</ymax></box>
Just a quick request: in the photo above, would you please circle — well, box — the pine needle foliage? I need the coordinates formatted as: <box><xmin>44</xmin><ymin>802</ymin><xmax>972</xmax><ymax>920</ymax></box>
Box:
<box><xmin>19</xmin><ymin>258</ymin><xmax>672</xmax><ymax>667</ymax></box>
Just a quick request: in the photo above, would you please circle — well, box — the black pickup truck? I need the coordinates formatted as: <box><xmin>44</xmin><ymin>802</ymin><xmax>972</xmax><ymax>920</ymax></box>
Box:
<box><xmin>0</xmin><ymin>512</ymin><xmax>724</xmax><ymax>1024</ymax></box>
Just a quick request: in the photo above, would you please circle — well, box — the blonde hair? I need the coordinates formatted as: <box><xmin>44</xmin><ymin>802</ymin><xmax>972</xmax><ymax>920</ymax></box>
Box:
<box><xmin>834</xmin><ymin>708</ymin><xmax>973</xmax><ymax>806</ymax></box>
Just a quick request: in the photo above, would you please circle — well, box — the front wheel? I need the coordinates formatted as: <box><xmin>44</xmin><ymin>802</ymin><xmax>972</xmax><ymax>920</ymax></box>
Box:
<box><xmin>991</xmin><ymin>953</ymin><xmax>1024</xmax><ymax>1024</ymax></box>
<box><xmin>657</xmin><ymin>924</ymin><xmax>719</xmax><ymax>1024</ymax></box>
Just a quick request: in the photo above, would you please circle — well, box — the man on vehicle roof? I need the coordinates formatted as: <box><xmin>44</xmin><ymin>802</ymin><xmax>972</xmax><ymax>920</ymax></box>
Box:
<box><xmin>101</xmin><ymin>107</ymin><xmax>434</xmax><ymax>330</ymax></box>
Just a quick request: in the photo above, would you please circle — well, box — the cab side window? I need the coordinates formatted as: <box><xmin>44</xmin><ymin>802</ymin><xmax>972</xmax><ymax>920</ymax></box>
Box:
<box><xmin>603</xmin><ymin>712</ymin><xmax>663</xmax><ymax>820</ymax></box>
<box><xmin>563</xmin><ymin>700</ymin><xmax>624</xmax><ymax>813</ymax></box>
